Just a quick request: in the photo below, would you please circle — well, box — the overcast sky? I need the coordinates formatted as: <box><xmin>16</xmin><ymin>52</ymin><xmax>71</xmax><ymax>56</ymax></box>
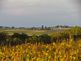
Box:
<box><xmin>0</xmin><ymin>0</ymin><xmax>81</xmax><ymax>27</ymax></box>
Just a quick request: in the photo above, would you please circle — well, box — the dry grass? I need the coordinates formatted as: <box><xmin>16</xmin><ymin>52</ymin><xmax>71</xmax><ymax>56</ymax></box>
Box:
<box><xmin>0</xmin><ymin>40</ymin><xmax>81</xmax><ymax>61</ymax></box>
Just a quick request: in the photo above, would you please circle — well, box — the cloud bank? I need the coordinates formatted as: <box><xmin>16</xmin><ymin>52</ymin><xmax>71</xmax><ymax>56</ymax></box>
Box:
<box><xmin>0</xmin><ymin>0</ymin><xmax>78</xmax><ymax>16</ymax></box>
<box><xmin>0</xmin><ymin>0</ymin><xmax>80</xmax><ymax>27</ymax></box>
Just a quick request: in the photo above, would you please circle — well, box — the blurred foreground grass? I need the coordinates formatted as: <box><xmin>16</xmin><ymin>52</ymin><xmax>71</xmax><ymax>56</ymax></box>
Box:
<box><xmin>0</xmin><ymin>40</ymin><xmax>81</xmax><ymax>61</ymax></box>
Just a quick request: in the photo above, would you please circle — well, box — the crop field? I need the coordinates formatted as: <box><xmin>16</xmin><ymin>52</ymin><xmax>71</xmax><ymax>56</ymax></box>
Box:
<box><xmin>0</xmin><ymin>28</ymin><xmax>66</xmax><ymax>36</ymax></box>
<box><xmin>0</xmin><ymin>40</ymin><xmax>81</xmax><ymax>61</ymax></box>
<box><xmin>0</xmin><ymin>29</ymin><xmax>53</xmax><ymax>36</ymax></box>
<box><xmin>0</xmin><ymin>27</ymin><xmax>81</xmax><ymax>61</ymax></box>
<box><xmin>0</xmin><ymin>0</ymin><xmax>81</xmax><ymax>60</ymax></box>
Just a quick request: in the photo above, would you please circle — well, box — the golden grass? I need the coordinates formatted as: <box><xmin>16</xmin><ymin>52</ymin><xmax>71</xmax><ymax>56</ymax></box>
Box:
<box><xmin>0</xmin><ymin>40</ymin><xmax>81</xmax><ymax>61</ymax></box>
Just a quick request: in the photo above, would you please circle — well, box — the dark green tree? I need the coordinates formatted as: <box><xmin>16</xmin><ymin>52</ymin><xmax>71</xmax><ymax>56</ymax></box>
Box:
<box><xmin>38</xmin><ymin>34</ymin><xmax>51</xmax><ymax>44</ymax></box>
<box><xmin>0</xmin><ymin>32</ymin><xmax>8</xmax><ymax>45</ymax></box>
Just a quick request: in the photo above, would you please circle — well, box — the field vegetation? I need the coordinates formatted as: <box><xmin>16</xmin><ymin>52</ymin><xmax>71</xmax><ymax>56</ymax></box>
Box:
<box><xmin>0</xmin><ymin>26</ymin><xmax>81</xmax><ymax>61</ymax></box>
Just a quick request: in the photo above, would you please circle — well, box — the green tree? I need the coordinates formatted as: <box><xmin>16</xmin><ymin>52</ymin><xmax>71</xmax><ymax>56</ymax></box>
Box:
<box><xmin>38</xmin><ymin>34</ymin><xmax>51</xmax><ymax>44</ymax></box>
<box><xmin>0</xmin><ymin>32</ymin><xmax>8</xmax><ymax>45</ymax></box>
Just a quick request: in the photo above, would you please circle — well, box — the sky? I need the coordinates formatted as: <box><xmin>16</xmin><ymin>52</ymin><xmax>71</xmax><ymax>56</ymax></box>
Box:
<box><xmin>0</xmin><ymin>0</ymin><xmax>81</xmax><ymax>27</ymax></box>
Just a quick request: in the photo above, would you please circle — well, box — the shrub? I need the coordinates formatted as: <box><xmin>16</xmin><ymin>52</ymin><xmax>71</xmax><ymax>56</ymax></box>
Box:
<box><xmin>11</xmin><ymin>33</ymin><xmax>28</xmax><ymax>45</ymax></box>
<box><xmin>28</xmin><ymin>35</ymin><xmax>39</xmax><ymax>43</ymax></box>
<box><xmin>38</xmin><ymin>34</ymin><xmax>51</xmax><ymax>44</ymax></box>
<box><xmin>0</xmin><ymin>32</ymin><xmax>8</xmax><ymax>45</ymax></box>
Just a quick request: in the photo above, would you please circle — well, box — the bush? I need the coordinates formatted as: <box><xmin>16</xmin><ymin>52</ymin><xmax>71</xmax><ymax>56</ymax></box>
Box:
<box><xmin>28</xmin><ymin>35</ymin><xmax>39</xmax><ymax>43</ymax></box>
<box><xmin>38</xmin><ymin>34</ymin><xmax>51</xmax><ymax>44</ymax></box>
<box><xmin>0</xmin><ymin>32</ymin><xmax>8</xmax><ymax>45</ymax></box>
<box><xmin>11</xmin><ymin>33</ymin><xmax>28</xmax><ymax>45</ymax></box>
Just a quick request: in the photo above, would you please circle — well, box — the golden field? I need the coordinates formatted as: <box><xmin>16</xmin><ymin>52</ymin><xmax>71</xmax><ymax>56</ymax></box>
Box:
<box><xmin>0</xmin><ymin>40</ymin><xmax>81</xmax><ymax>61</ymax></box>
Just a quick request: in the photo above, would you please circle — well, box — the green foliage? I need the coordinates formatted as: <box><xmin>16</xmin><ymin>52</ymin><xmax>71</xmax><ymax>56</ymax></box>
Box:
<box><xmin>0</xmin><ymin>32</ymin><xmax>7</xmax><ymax>41</ymax></box>
<box><xmin>12</xmin><ymin>33</ymin><xmax>28</xmax><ymax>40</ymax></box>
<box><xmin>39</xmin><ymin>34</ymin><xmax>51</xmax><ymax>44</ymax></box>
<box><xmin>0</xmin><ymin>26</ymin><xmax>81</xmax><ymax>45</ymax></box>
<box><xmin>70</xmin><ymin>26</ymin><xmax>81</xmax><ymax>35</ymax></box>
<box><xmin>28</xmin><ymin>35</ymin><xmax>39</xmax><ymax>43</ymax></box>
<box><xmin>0</xmin><ymin>32</ymin><xmax>8</xmax><ymax>45</ymax></box>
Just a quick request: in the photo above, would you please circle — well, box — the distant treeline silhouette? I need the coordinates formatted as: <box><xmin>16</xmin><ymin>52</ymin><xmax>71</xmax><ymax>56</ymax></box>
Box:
<box><xmin>0</xmin><ymin>25</ymin><xmax>71</xmax><ymax>30</ymax></box>
<box><xmin>0</xmin><ymin>26</ymin><xmax>81</xmax><ymax>46</ymax></box>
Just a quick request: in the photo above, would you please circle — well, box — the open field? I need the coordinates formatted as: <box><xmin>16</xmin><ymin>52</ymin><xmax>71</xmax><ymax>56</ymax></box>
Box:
<box><xmin>0</xmin><ymin>29</ymin><xmax>56</xmax><ymax>36</ymax></box>
<box><xmin>0</xmin><ymin>28</ymin><xmax>69</xmax><ymax>36</ymax></box>
<box><xmin>0</xmin><ymin>29</ymin><xmax>46</xmax><ymax>35</ymax></box>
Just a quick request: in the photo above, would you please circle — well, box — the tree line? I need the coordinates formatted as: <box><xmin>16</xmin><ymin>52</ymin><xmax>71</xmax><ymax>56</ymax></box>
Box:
<box><xmin>0</xmin><ymin>26</ymin><xmax>81</xmax><ymax>46</ymax></box>
<box><xmin>0</xmin><ymin>25</ymin><xmax>71</xmax><ymax>30</ymax></box>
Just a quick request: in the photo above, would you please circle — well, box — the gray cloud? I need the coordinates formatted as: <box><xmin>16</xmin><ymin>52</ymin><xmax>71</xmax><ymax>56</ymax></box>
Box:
<box><xmin>70</xmin><ymin>0</ymin><xmax>81</xmax><ymax>15</ymax></box>
<box><xmin>0</xmin><ymin>0</ymin><xmax>78</xmax><ymax>15</ymax></box>
<box><xmin>0</xmin><ymin>0</ymin><xmax>80</xmax><ymax>27</ymax></box>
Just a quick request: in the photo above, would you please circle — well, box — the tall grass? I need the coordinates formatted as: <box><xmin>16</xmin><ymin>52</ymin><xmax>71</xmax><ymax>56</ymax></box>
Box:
<box><xmin>0</xmin><ymin>39</ymin><xmax>81</xmax><ymax>61</ymax></box>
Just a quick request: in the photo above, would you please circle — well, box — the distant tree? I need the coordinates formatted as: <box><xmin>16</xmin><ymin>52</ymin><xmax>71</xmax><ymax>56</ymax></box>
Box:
<box><xmin>11</xmin><ymin>26</ymin><xmax>15</xmax><ymax>29</ymax></box>
<box><xmin>0</xmin><ymin>26</ymin><xmax>3</xmax><ymax>29</ymax></box>
<box><xmin>28</xmin><ymin>35</ymin><xmax>39</xmax><ymax>43</ymax></box>
<box><xmin>0</xmin><ymin>32</ymin><xmax>8</xmax><ymax>45</ymax></box>
<box><xmin>19</xmin><ymin>33</ymin><xmax>29</xmax><ymax>43</ymax></box>
<box><xmin>11</xmin><ymin>33</ymin><xmax>28</xmax><ymax>45</ymax></box>
<box><xmin>11</xmin><ymin>33</ymin><xmax>20</xmax><ymax>45</ymax></box>
<box><xmin>38</xmin><ymin>34</ymin><xmax>51</xmax><ymax>44</ymax></box>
